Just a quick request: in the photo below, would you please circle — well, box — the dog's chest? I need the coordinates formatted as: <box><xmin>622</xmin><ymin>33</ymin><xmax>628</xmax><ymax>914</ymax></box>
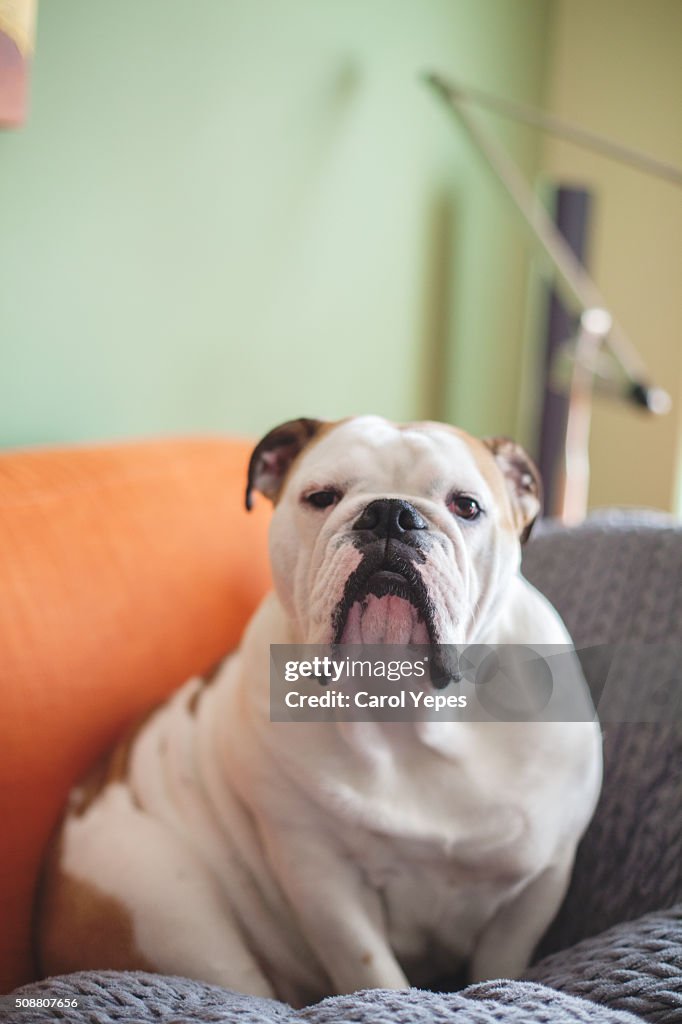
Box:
<box><xmin>339</xmin><ymin>803</ymin><xmax>532</xmax><ymax>981</ymax></box>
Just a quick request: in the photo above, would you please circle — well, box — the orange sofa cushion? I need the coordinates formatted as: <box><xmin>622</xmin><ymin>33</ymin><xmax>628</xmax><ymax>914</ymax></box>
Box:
<box><xmin>0</xmin><ymin>437</ymin><xmax>272</xmax><ymax>992</ymax></box>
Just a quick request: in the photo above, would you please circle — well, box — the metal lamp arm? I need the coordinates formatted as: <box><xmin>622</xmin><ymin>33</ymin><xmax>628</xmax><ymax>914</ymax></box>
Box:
<box><xmin>424</xmin><ymin>72</ymin><xmax>672</xmax><ymax>414</ymax></box>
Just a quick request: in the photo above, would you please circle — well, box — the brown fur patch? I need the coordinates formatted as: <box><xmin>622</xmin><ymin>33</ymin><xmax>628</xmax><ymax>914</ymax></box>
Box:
<box><xmin>275</xmin><ymin>418</ymin><xmax>347</xmax><ymax>505</ymax></box>
<box><xmin>408</xmin><ymin>420</ymin><xmax>518</xmax><ymax>531</ymax></box>
<box><xmin>187</xmin><ymin>657</ymin><xmax>226</xmax><ymax>715</ymax></box>
<box><xmin>36</xmin><ymin>833</ymin><xmax>155</xmax><ymax>975</ymax></box>
<box><xmin>245</xmin><ymin>417</ymin><xmax>347</xmax><ymax>510</ymax></box>
<box><xmin>245</xmin><ymin>417</ymin><xmax>322</xmax><ymax>509</ymax></box>
<box><xmin>69</xmin><ymin>706</ymin><xmax>158</xmax><ymax>818</ymax></box>
<box><xmin>467</xmin><ymin>435</ymin><xmax>518</xmax><ymax>527</ymax></box>
<box><xmin>67</xmin><ymin>755</ymin><xmax>111</xmax><ymax>818</ymax></box>
<box><xmin>35</xmin><ymin>704</ymin><xmax>166</xmax><ymax>975</ymax></box>
<box><xmin>479</xmin><ymin>436</ymin><xmax>542</xmax><ymax>542</ymax></box>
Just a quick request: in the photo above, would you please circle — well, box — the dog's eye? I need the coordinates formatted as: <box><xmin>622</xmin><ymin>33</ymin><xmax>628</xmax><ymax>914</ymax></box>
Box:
<box><xmin>448</xmin><ymin>494</ymin><xmax>481</xmax><ymax>521</ymax></box>
<box><xmin>303</xmin><ymin>489</ymin><xmax>341</xmax><ymax>510</ymax></box>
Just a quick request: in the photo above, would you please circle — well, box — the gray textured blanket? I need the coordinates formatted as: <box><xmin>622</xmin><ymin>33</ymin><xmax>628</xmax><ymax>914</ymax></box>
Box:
<box><xmin>6</xmin><ymin>512</ymin><xmax>681</xmax><ymax>1024</ymax></box>
<box><xmin>3</xmin><ymin>971</ymin><xmax>652</xmax><ymax>1023</ymax></box>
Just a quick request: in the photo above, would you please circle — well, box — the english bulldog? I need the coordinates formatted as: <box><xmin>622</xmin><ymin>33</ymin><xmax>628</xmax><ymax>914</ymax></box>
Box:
<box><xmin>38</xmin><ymin>416</ymin><xmax>602</xmax><ymax>1006</ymax></box>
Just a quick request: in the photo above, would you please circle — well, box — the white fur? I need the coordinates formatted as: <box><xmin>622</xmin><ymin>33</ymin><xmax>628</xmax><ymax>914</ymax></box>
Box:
<box><xmin>54</xmin><ymin>418</ymin><xmax>602</xmax><ymax>1005</ymax></box>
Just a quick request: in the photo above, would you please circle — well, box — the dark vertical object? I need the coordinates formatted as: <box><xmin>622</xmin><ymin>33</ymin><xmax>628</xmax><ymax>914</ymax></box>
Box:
<box><xmin>537</xmin><ymin>187</ymin><xmax>592</xmax><ymax>515</ymax></box>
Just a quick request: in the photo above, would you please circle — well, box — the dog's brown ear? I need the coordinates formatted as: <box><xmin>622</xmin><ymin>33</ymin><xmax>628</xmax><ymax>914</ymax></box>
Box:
<box><xmin>482</xmin><ymin>437</ymin><xmax>542</xmax><ymax>543</ymax></box>
<box><xmin>246</xmin><ymin>418</ymin><xmax>324</xmax><ymax>510</ymax></box>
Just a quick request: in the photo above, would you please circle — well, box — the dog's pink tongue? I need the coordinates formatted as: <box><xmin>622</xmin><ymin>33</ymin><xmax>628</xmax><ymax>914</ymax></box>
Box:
<box><xmin>340</xmin><ymin>594</ymin><xmax>429</xmax><ymax>645</ymax></box>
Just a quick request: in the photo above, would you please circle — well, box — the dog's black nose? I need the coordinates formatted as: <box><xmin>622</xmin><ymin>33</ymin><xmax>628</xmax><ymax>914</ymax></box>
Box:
<box><xmin>353</xmin><ymin>499</ymin><xmax>427</xmax><ymax>540</ymax></box>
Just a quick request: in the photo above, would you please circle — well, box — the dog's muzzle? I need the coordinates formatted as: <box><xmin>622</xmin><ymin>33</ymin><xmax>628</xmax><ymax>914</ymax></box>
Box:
<box><xmin>331</xmin><ymin>498</ymin><xmax>432</xmax><ymax>640</ymax></box>
<box><xmin>324</xmin><ymin>499</ymin><xmax>461</xmax><ymax>687</ymax></box>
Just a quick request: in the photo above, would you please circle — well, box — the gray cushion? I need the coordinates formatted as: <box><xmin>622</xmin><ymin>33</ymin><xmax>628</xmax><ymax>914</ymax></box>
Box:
<box><xmin>523</xmin><ymin>512</ymin><xmax>682</xmax><ymax>955</ymax></box>
<box><xmin>527</xmin><ymin>906</ymin><xmax>682</xmax><ymax>1024</ymax></box>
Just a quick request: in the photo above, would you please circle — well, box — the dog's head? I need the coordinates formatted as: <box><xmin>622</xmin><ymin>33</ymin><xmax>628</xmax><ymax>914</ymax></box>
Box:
<box><xmin>246</xmin><ymin>416</ymin><xmax>541</xmax><ymax>649</ymax></box>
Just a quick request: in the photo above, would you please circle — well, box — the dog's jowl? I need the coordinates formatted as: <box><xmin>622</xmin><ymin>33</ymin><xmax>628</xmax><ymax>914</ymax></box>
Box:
<box><xmin>37</xmin><ymin>416</ymin><xmax>602</xmax><ymax>1006</ymax></box>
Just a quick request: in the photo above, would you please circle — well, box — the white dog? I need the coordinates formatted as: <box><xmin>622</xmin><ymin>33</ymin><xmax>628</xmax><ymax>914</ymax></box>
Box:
<box><xmin>38</xmin><ymin>416</ymin><xmax>602</xmax><ymax>1007</ymax></box>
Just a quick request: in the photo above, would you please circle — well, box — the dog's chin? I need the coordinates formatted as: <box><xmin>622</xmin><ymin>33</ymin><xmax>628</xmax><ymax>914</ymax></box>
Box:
<box><xmin>339</xmin><ymin>593</ymin><xmax>431</xmax><ymax>645</ymax></box>
<box><xmin>333</xmin><ymin>565</ymin><xmax>436</xmax><ymax>645</ymax></box>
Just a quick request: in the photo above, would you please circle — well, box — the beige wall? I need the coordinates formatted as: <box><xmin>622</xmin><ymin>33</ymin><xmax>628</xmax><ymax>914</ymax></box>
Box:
<box><xmin>541</xmin><ymin>0</ymin><xmax>682</xmax><ymax>513</ymax></box>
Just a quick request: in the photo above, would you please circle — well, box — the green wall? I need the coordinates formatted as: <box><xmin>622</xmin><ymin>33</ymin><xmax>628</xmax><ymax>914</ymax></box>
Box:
<box><xmin>0</xmin><ymin>1</ymin><xmax>552</xmax><ymax>446</ymax></box>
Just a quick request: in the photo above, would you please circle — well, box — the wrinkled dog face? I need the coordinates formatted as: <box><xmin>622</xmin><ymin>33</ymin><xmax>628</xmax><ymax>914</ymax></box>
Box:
<box><xmin>246</xmin><ymin>416</ymin><xmax>541</xmax><ymax>652</ymax></box>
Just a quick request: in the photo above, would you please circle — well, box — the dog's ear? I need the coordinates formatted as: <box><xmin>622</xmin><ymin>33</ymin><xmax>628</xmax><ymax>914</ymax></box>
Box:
<box><xmin>246</xmin><ymin>418</ymin><xmax>324</xmax><ymax>510</ymax></box>
<box><xmin>482</xmin><ymin>437</ymin><xmax>542</xmax><ymax>543</ymax></box>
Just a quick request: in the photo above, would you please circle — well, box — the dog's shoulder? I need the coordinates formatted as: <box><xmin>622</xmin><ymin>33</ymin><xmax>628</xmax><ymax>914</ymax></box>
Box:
<box><xmin>488</xmin><ymin>573</ymin><xmax>572</xmax><ymax>646</ymax></box>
